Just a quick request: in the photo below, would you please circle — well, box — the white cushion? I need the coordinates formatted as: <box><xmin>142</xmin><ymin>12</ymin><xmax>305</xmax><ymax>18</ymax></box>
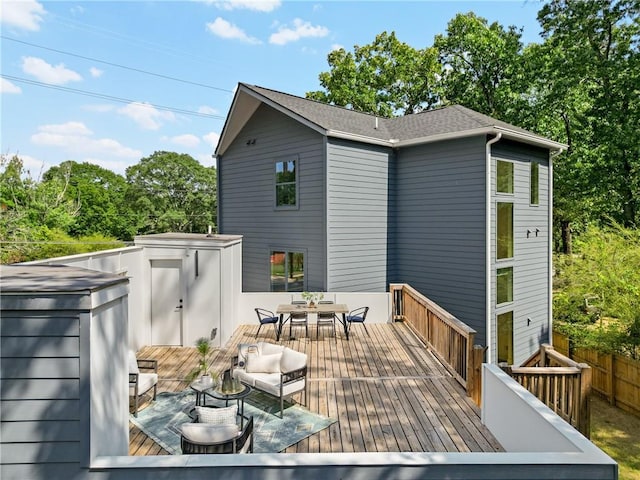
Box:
<box><xmin>128</xmin><ymin>350</ymin><xmax>139</xmax><ymax>374</ymax></box>
<box><xmin>258</xmin><ymin>342</ymin><xmax>285</xmax><ymax>356</ymax></box>
<box><xmin>246</xmin><ymin>352</ymin><xmax>282</xmax><ymax>373</ymax></box>
<box><xmin>129</xmin><ymin>372</ymin><xmax>157</xmax><ymax>397</ymax></box>
<box><xmin>255</xmin><ymin>378</ymin><xmax>305</xmax><ymax>397</ymax></box>
<box><xmin>232</xmin><ymin>368</ymin><xmax>256</xmax><ymax>387</ymax></box>
<box><xmin>196</xmin><ymin>405</ymin><xmax>237</xmax><ymax>425</ymax></box>
<box><xmin>180</xmin><ymin>423</ymin><xmax>239</xmax><ymax>445</ymax></box>
<box><xmin>280</xmin><ymin>348</ymin><xmax>307</xmax><ymax>373</ymax></box>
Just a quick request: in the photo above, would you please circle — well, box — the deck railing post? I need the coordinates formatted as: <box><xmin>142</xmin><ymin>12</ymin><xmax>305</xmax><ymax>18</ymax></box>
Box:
<box><xmin>578</xmin><ymin>362</ymin><xmax>592</xmax><ymax>439</ymax></box>
<box><xmin>469</xmin><ymin>344</ymin><xmax>486</xmax><ymax>406</ymax></box>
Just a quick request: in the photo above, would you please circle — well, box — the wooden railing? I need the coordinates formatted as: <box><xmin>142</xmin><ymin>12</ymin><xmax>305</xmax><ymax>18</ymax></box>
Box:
<box><xmin>501</xmin><ymin>344</ymin><xmax>592</xmax><ymax>438</ymax></box>
<box><xmin>390</xmin><ymin>283</ymin><xmax>485</xmax><ymax>405</ymax></box>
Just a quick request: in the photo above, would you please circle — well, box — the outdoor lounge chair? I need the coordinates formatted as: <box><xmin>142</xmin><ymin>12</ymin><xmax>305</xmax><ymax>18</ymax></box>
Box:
<box><xmin>128</xmin><ymin>350</ymin><xmax>158</xmax><ymax>417</ymax></box>
<box><xmin>180</xmin><ymin>405</ymin><xmax>254</xmax><ymax>454</ymax></box>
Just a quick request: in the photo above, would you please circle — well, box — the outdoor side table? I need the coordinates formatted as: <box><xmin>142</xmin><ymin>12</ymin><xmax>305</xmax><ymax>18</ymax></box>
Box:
<box><xmin>190</xmin><ymin>379</ymin><xmax>216</xmax><ymax>407</ymax></box>
<box><xmin>205</xmin><ymin>384</ymin><xmax>252</xmax><ymax>428</ymax></box>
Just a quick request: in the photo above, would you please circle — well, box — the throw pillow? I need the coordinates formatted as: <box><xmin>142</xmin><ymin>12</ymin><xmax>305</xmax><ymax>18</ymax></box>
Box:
<box><xmin>128</xmin><ymin>350</ymin><xmax>139</xmax><ymax>374</ymax></box>
<box><xmin>280</xmin><ymin>347</ymin><xmax>307</xmax><ymax>373</ymax></box>
<box><xmin>196</xmin><ymin>405</ymin><xmax>238</xmax><ymax>425</ymax></box>
<box><xmin>246</xmin><ymin>352</ymin><xmax>282</xmax><ymax>373</ymax></box>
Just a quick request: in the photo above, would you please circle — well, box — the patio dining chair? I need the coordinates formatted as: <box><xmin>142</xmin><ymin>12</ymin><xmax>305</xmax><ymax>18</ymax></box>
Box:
<box><xmin>288</xmin><ymin>300</ymin><xmax>309</xmax><ymax>339</ymax></box>
<box><xmin>316</xmin><ymin>300</ymin><xmax>337</xmax><ymax>339</ymax></box>
<box><xmin>255</xmin><ymin>307</ymin><xmax>279</xmax><ymax>339</ymax></box>
<box><xmin>346</xmin><ymin>306</ymin><xmax>370</xmax><ymax>336</ymax></box>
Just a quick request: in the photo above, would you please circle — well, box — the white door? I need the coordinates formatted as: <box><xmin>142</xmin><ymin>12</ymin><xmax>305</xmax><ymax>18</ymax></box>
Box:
<box><xmin>151</xmin><ymin>259</ymin><xmax>183</xmax><ymax>345</ymax></box>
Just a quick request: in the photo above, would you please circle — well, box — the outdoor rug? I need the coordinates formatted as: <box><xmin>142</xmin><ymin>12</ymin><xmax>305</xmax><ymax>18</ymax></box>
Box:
<box><xmin>129</xmin><ymin>389</ymin><xmax>336</xmax><ymax>454</ymax></box>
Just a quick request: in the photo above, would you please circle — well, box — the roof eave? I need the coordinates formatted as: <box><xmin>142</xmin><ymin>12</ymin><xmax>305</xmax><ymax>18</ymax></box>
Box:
<box><xmin>326</xmin><ymin>129</ymin><xmax>395</xmax><ymax>147</ymax></box>
<box><xmin>395</xmin><ymin>126</ymin><xmax>567</xmax><ymax>152</ymax></box>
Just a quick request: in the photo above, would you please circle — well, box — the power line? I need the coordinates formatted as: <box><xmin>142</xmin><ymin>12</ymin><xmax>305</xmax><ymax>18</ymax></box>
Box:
<box><xmin>1</xmin><ymin>74</ymin><xmax>227</xmax><ymax>120</ymax></box>
<box><xmin>2</xmin><ymin>36</ymin><xmax>234</xmax><ymax>94</ymax></box>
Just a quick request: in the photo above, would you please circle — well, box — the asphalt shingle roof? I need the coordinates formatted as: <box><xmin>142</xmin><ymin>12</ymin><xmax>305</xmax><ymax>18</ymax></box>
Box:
<box><xmin>244</xmin><ymin>83</ymin><xmax>541</xmax><ymax>143</ymax></box>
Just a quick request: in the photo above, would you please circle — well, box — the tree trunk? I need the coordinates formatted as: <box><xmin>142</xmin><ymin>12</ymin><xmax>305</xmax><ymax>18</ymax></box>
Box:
<box><xmin>561</xmin><ymin>220</ymin><xmax>572</xmax><ymax>255</ymax></box>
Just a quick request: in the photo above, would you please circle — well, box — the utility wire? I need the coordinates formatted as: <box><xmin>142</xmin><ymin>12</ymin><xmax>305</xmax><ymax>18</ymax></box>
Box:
<box><xmin>1</xmin><ymin>74</ymin><xmax>227</xmax><ymax>120</ymax></box>
<box><xmin>2</xmin><ymin>36</ymin><xmax>234</xmax><ymax>94</ymax></box>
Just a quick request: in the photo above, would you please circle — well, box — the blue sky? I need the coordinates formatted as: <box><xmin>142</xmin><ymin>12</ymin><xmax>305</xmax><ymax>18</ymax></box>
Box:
<box><xmin>1</xmin><ymin>0</ymin><xmax>545</xmax><ymax>176</ymax></box>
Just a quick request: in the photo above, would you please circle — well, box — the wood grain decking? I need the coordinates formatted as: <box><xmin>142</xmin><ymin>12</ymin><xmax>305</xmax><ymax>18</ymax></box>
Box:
<box><xmin>129</xmin><ymin>322</ymin><xmax>503</xmax><ymax>455</ymax></box>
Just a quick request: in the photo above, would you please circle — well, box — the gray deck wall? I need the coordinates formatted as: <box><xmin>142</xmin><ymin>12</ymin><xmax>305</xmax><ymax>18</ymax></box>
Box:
<box><xmin>218</xmin><ymin>103</ymin><xmax>326</xmax><ymax>292</ymax></box>
<box><xmin>326</xmin><ymin>139</ymin><xmax>392</xmax><ymax>292</ymax></box>
<box><xmin>392</xmin><ymin>136</ymin><xmax>488</xmax><ymax>342</ymax></box>
<box><xmin>491</xmin><ymin>141</ymin><xmax>550</xmax><ymax>364</ymax></box>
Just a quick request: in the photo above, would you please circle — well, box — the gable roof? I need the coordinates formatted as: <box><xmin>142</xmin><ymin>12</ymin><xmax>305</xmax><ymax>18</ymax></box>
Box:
<box><xmin>215</xmin><ymin>83</ymin><xmax>566</xmax><ymax>156</ymax></box>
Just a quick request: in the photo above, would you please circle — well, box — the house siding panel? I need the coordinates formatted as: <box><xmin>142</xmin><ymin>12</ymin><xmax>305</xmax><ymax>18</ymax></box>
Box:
<box><xmin>218</xmin><ymin>103</ymin><xmax>326</xmax><ymax>291</ymax></box>
<box><xmin>393</xmin><ymin>137</ymin><xmax>487</xmax><ymax>341</ymax></box>
<box><xmin>0</xmin><ymin>311</ymin><xmax>82</xmax><ymax>480</ymax></box>
<box><xmin>491</xmin><ymin>141</ymin><xmax>550</xmax><ymax>364</ymax></box>
<box><xmin>327</xmin><ymin>138</ymin><xmax>392</xmax><ymax>292</ymax></box>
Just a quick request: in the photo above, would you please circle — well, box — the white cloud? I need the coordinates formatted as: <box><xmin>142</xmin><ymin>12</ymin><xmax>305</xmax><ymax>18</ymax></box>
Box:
<box><xmin>0</xmin><ymin>0</ymin><xmax>46</xmax><ymax>31</ymax></box>
<box><xmin>70</xmin><ymin>5</ymin><xmax>84</xmax><ymax>15</ymax></box>
<box><xmin>31</xmin><ymin>121</ymin><xmax>142</xmax><ymax>160</ymax></box>
<box><xmin>21</xmin><ymin>56</ymin><xmax>82</xmax><ymax>85</ymax></box>
<box><xmin>206</xmin><ymin>17</ymin><xmax>261</xmax><ymax>44</ymax></box>
<box><xmin>169</xmin><ymin>134</ymin><xmax>201</xmax><ymax>148</ymax></box>
<box><xmin>117</xmin><ymin>102</ymin><xmax>175</xmax><ymax>130</ymax></box>
<box><xmin>15</xmin><ymin>153</ymin><xmax>50</xmax><ymax>179</ymax></box>
<box><xmin>198</xmin><ymin>105</ymin><xmax>218</xmax><ymax>115</ymax></box>
<box><xmin>330</xmin><ymin>43</ymin><xmax>344</xmax><ymax>52</ymax></box>
<box><xmin>211</xmin><ymin>0</ymin><xmax>280</xmax><ymax>12</ymax></box>
<box><xmin>196</xmin><ymin>152</ymin><xmax>216</xmax><ymax>168</ymax></box>
<box><xmin>89</xmin><ymin>67</ymin><xmax>103</xmax><ymax>78</ymax></box>
<box><xmin>1</xmin><ymin>78</ymin><xmax>22</xmax><ymax>94</ymax></box>
<box><xmin>203</xmin><ymin>131</ymin><xmax>221</xmax><ymax>149</ymax></box>
<box><xmin>269</xmin><ymin>18</ymin><xmax>329</xmax><ymax>45</ymax></box>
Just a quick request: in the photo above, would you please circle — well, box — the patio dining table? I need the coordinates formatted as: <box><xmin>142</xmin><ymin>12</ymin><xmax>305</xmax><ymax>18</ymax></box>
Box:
<box><xmin>275</xmin><ymin>303</ymin><xmax>350</xmax><ymax>341</ymax></box>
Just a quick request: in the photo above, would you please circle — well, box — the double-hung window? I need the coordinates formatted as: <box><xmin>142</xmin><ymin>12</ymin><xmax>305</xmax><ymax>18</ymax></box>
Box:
<box><xmin>275</xmin><ymin>158</ymin><xmax>297</xmax><ymax>208</ymax></box>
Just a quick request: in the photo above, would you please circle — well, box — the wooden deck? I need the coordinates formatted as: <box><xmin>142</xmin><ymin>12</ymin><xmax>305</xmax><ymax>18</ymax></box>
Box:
<box><xmin>130</xmin><ymin>322</ymin><xmax>503</xmax><ymax>455</ymax></box>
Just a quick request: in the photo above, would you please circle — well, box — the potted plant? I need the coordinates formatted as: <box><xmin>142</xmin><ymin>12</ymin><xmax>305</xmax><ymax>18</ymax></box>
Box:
<box><xmin>187</xmin><ymin>337</ymin><xmax>218</xmax><ymax>385</ymax></box>
<box><xmin>302</xmin><ymin>291</ymin><xmax>324</xmax><ymax>307</ymax></box>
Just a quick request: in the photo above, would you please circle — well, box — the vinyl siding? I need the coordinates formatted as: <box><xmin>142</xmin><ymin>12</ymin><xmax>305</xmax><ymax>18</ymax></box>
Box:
<box><xmin>326</xmin><ymin>139</ymin><xmax>392</xmax><ymax>292</ymax></box>
<box><xmin>218</xmin><ymin>103</ymin><xmax>326</xmax><ymax>292</ymax></box>
<box><xmin>392</xmin><ymin>136</ymin><xmax>487</xmax><ymax>340</ymax></box>
<box><xmin>491</xmin><ymin>141</ymin><xmax>550</xmax><ymax>364</ymax></box>
<box><xmin>0</xmin><ymin>314</ymin><xmax>82</xmax><ymax>479</ymax></box>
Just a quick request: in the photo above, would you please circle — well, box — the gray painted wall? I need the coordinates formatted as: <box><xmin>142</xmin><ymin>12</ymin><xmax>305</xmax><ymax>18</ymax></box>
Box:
<box><xmin>326</xmin><ymin>139</ymin><xmax>392</xmax><ymax>292</ymax></box>
<box><xmin>0</xmin><ymin>267</ymin><xmax>129</xmax><ymax>480</ymax></box>
<box><xmin>392</xmin><ymin>136</ymin><xmax>488</xmax><ymax>342</ymax></box>
<box><xmin>491</xmin><ymin>141</ymin><xmax>550</xmax><ymax>364</ymax></box>
<box><xmin>218</xmin><ymin>103</ymin><xmax>326</xmax><ymax>292</ymax></box>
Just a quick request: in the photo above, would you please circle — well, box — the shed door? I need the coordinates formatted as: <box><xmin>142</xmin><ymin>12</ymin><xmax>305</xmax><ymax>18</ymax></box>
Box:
<box><xmin>151</xmin><ymin>259</ymin><xmax>183</xmax><ymax>345</ymax></box>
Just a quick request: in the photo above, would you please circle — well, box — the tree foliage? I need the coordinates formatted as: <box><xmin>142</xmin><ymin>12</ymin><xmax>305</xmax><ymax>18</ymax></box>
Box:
<box><xmin>306</xmin><ymin>32</ymin><xmax>440</xmax><ymax>117</ymax></box>
<box><xmin>125</xmin><ymin>151</ymin><xmax>217</xmax><ymax>234</ymax></box>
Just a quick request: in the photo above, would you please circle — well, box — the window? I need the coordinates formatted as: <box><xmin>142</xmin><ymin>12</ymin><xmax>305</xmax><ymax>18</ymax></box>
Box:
<box><xmin>497</xmin><ymin>311</ymin><xmax>514</xmax><ymax>364</ymax></box>
<box><xmin>275</xmin><ymin>159</ymin><xmax>297</xmax><ymax>207</ymax></box>
<box><xmin>497</xmin><ymin>267</ymin><xmax>513</xmax><ymax>305</ymax></box>
<box><xmin>497</xmin><ymin>202</ymin><xmax>513</xmax><ymax>259</ymax></box>
<box><xmin>497</xmin><ymin>160</ymin><xmax>514</xmax><ymax>194</ymax></box>
<box><xmin>530</xmin><ymin>162</ymin><xmax>539</xmax><ymax>205</ymax></box>
<box><xmin>270</xmin><ymin>250</ymin><xmax>304</xmax><ymax>292</ymax></box>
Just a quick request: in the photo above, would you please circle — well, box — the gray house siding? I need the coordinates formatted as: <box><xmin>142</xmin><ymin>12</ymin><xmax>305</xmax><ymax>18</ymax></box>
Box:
<box><xmin>218</xmin><ymin>103</ymin><xmax>326</xmax><ymax>292</ymax></box>
<box><xmin>326</xmin><ymin>139</ymin><xmax>392</xmax><ymax>292</ymax></box>
<box><xmin>491</xmin><ymin>141</ymin><xmax>550</xmax><ymax>364</ymax></box>
<box><xmin>393</xmin><ymin>136</ymin><xmax>488</xmax><ymax>342</ymax></box>
<box><xmin>1</xmin><ymin>314</ymin><xmax>82</xmax><ymax>479</ymax></box>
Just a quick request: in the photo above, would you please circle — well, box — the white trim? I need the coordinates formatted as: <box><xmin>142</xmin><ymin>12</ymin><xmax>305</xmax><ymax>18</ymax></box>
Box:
<box><xmin>326</xmin><ymin>129</ymin><xmax>395</xmax><ymax>147</ymax></box>
<box><xmin>548</xmin><ymin>149</ymin><xmax>562</xmax><ymax>345</ymax></box>
<box><xmin>485</xmin><ymin>133</ymin><xmax>502</xmax><ymax>364</ymax></box>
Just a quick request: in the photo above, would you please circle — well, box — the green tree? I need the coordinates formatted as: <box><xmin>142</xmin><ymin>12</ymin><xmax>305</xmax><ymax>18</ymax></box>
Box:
<box><xmin>434</xmin><ymin>12</ymin><xmax>528</xmax><ymax>123</ymax></box>
<box><xmin>125</xmin><ymin>151</ymin><xmax>216</xmax><ymax>234</ymax></box>
<box><xmin>537</xmin><ymin>0</ymin><xmax>640</xmax><ymax>228</ymax></box>
<box><xmin>306</xmin><ymin>31</ymin><xmax>440</xmax><ymax>117</ymax></box>
<box><xmin>43</xmin><ymin>161</ymin><xmax>137</xmax><ymax>240</ymax></box>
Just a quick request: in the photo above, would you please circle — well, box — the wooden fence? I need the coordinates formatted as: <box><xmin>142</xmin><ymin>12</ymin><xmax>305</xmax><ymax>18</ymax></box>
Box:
<box><xmin>502</xmin><ymin>344</ymin><xmax>591</xmax><ymax>438</ymax></box>
<box><xmin>390</xmin><ymin>284</ymin><xmax>485</xmax><ymax>405</ymax></box>
<box><xmin>553</xmin><ymin>330</ymin><xmax>640</xmax><ymax>418</ymax></box>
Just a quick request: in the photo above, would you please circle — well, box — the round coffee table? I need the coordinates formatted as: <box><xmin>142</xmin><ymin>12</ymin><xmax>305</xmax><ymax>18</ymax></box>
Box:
<box><xmin>205</xmin><ymin>384</ymin><xmax>252</xmax><ymax>428</ymax></box>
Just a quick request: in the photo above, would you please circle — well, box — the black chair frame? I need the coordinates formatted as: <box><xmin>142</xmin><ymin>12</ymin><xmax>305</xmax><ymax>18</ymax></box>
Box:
<box><xmin>181</xmin><ymin>415</ymin><xmax>254</xmax><ymax>454</ymax></box>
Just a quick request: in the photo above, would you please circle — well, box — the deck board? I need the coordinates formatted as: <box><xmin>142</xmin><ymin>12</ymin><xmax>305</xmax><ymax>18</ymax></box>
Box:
<box><xmin>131</xmin><ymin>322</ymin><xmax>503</xmax><ymax>455</ymax></box>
